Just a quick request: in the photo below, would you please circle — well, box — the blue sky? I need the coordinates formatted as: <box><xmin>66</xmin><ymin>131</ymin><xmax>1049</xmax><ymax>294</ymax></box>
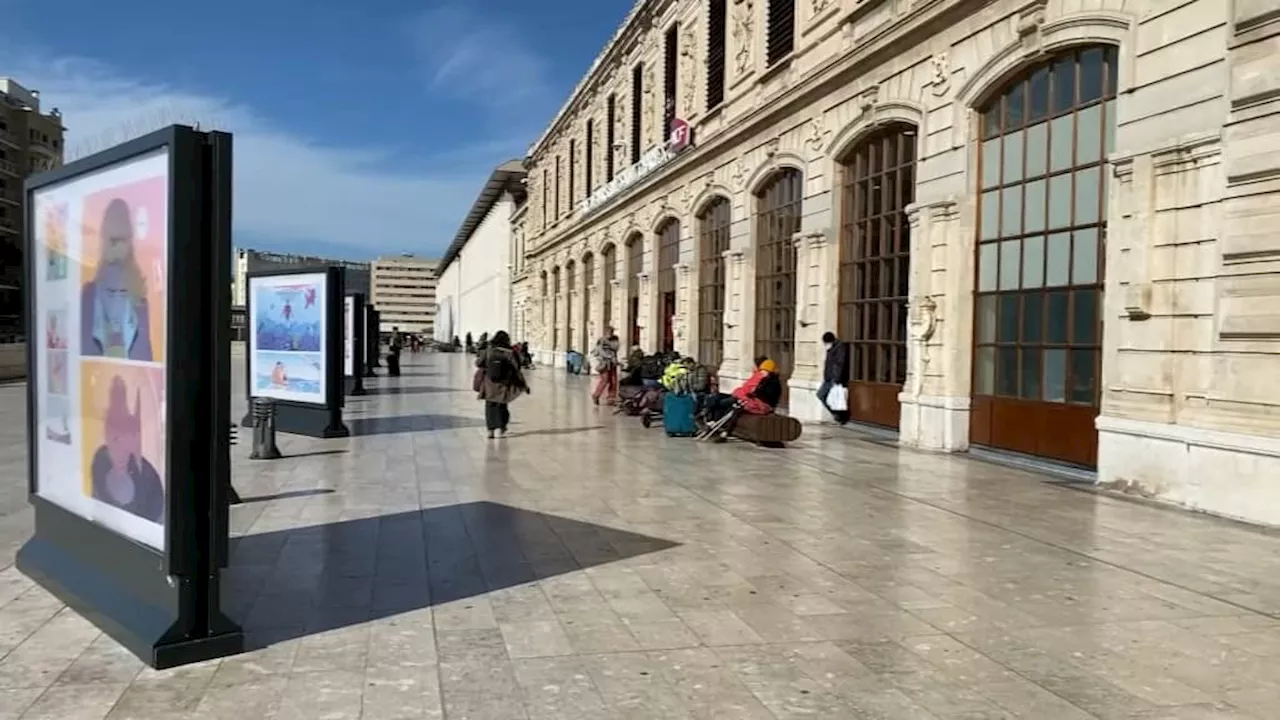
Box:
<box><xmin>0</xmin><ymin>0</ymin><xmax>629</xmax><ymax>260</ymax></box>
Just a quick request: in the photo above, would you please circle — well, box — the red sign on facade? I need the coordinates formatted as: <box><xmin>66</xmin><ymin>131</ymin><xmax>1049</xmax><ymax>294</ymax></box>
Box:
<box><xmin>667</xmin><ymin>119</ymin><xmax>691</xmax><ymax>152</ymax></box>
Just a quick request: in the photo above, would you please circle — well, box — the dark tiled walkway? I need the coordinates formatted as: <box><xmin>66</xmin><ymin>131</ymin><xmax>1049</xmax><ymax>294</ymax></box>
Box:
<box><xmin>1</xmin><ymin>353</ymin><xmax>1278</xmax><ymax>718</ymax></box>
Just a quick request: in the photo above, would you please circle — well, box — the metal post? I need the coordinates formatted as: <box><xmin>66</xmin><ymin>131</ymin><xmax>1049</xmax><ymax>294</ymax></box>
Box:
<box><xmin>249</xmin><ymin>398</ymin><xmax>282</xmax><ymax>460</ymax></box>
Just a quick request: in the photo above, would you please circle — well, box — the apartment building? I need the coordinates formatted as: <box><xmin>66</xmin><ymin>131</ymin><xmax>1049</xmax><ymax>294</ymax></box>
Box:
<box><xmin>0</xmin><ymin>78</ymin><xmax>64</xmax><ymax>337</ymax></box>
<box><xmin>515</xmin><ymin>0</ymin><xmax>1280</xmax><ymax>526</ymax></box>
<box><xmin>372</xmin><ymin>254</ymin><xmax>439</xmax><ymax>337</ymax></box>
<box><xmin>232</xmin><ymin>248</ymin><xmax>371</xmax><ymax>307</ymax></box>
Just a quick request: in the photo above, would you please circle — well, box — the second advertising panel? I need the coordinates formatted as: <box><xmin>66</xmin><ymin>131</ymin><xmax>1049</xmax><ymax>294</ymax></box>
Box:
<box><xmin>248</xmin><ymin>272</ymin><xmax>328</xmax><ymax>404</ymax></box>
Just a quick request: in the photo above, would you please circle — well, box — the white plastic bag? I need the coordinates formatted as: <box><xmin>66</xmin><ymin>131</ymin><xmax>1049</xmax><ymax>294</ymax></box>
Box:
<box><xmin>827</xmin><ymin>384</ymin><xmax>849</xmax><ymax>412</ymax></box>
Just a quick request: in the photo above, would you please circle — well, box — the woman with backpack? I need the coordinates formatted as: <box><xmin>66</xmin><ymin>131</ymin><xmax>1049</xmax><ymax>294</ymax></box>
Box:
<box><xmin>474</xmin><ymin>330</ymin><xmax>529</xmax><ymax>438</ymax></box>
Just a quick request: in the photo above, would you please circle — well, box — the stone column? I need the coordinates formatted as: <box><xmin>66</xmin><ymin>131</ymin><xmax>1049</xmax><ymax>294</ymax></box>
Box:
<box><xmin>788</xmin><ymin>229</ymin><xmax>836</xmax><ymax>422</ymax></box>
<box><xmin>723</xmin><ymin>249</ymin><xmax>750</xmax><ymax>386</ymax></box>
<box><xmin>637</xmin><ymin>272</ymin><xmax>654</xmax><ymax>352</ymax></box>
<box><xmin>897</xmin><ymin>198</ymin><xmax>966</xmax><ymax>452</ymax></box>
<box><xmin>675</xmin><ymin>263</ymin><xmax>692</xmax><ymax>356</ymax></box>
<box><xmin>608</xmin><ymin>279</ymin><xmax>624</xmax><ymax>340</ymax></box>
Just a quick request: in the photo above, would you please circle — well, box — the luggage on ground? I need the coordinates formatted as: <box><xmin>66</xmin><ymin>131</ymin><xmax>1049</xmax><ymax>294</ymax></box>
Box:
<box><xmin>662</xmin><ymin>392</ymin><xmax>698</xmax><ymax>437</ymax></box>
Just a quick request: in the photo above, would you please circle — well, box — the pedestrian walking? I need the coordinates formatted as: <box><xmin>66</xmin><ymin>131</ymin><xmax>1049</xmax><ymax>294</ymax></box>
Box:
<box><xmin>475</xmin><ymin>330</ymin><xmax>529</xmax><ymax>438</ymax></box>
<box><xmin>590</xmin><ymin>326</ymin><xmax>621</xmax><ymax>406</ymax></box>
<box><xmin>817</xmin><ymin>331</ymin><xmax>850</xmax><ymax>424</ymax></box>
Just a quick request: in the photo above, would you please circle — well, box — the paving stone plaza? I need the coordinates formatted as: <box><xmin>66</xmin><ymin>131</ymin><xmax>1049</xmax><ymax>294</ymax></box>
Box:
<box><xmin>1</xmin><ymin>354</ymin><xmax>1279</xmax><ymax>719</ymax></box>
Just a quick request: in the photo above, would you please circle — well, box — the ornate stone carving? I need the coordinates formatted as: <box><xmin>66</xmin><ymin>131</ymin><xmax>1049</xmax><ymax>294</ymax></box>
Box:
<box><xmin>811</xmin><ymin>0</ymin><xmax>832</xmax><ymax>16</ymax></box>
<box><xmin>680</xmin><ymin>25</ymin><xmax>698</xmax><ymax>117</ymax></box>
<box><xmin>911</xmin><ymin>296</ymin><xmax>938</xmax><ymax>396</ymax></box>
<box><xmin>858</xmin><ymin>85</ymin><xmax>880</xmax><ymax>114</ymax></box>
<box><xmin>732</xmin><ymin>0</ymin><xmax>754</xmax><ymax>77</ymax></box>
<box><xmin>927</xmin><ymin>53</ymin><xmax>951</xmax><ymax>97</ymax></box>
<box><xmin>1017</xmin><ymin>0</ymin><xmax>1048</xmax><ymax>52</ymax></box>
<box><xmin>643</xmin><ymin>63</ymin><xmax>658</xmax><ymax>145</ymax></box>
<box><xmin>731</xmin><ymin>158</ymin><xmax>749</xmax><ymax>188</ymax></box>
<box><xmin>804</xmin><ymin>117</ymin><xmax>831</xmax><ymax>158</ymax></box>
<box><xmin>763</xmin><ymin>137</ymin><xmax>780</xmax><ymax>158</ymax></box>
<box><xmin>679</xmin><ymin>184</ymin><xmax>693</xmax><ymax>211</ymax></box>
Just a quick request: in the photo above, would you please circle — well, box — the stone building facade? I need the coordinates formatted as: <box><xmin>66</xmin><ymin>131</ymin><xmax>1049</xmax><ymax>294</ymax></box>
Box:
<box><xmin>515</xmin><ymin>0</ymin><xmax>1280</xmax><ymax>526</ymax></box>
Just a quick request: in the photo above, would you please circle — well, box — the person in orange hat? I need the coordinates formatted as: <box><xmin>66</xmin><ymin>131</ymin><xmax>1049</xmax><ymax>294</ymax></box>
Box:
<box><xmin>701</xmin><ymin>356</ymin><xmax>783</xmax><ymax>440</ymax></box>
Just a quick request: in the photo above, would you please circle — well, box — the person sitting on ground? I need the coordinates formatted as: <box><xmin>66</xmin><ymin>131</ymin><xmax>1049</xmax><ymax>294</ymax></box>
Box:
<box><xmin>702</xmin><ymin>356</ymin><xmax>783</xmax><ymax>441</ymax></box>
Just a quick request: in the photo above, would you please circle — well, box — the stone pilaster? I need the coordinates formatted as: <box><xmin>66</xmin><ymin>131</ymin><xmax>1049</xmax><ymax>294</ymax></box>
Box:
<box><xmin>787</xmin><ymin>229</ymin><xmax>836</xmax><ymax>422</ymax></box>
<box><xmin>608</xmin><ymin>279</ymin><xmax>624</xmax><ymax>339</ymax></box>
<box><xmin>723</xmin><ymin>249</ymin><xmax>750</xmax><ymax>385</ymax></box>
<box><xmin>637</xmin><ymin>272</ymin><xmax>653</xmax><ymax>352</ymax></box>
<box><xmin>675</xmin><ymin>263</ymin><xmax>693</xmax><ymax>356</ymax></box>
<box><xmin>898</xmin><ymin>198</ymin><xmax>967</xmax><ymax>452</ymax></box>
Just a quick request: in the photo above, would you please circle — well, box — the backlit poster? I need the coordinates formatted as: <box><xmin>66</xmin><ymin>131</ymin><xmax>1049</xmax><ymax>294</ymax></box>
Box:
<box><xmin>343</xmin><ymin>295</ymin><xmax>354</xmax><ymax>377</ymax></box>
<box><xmin>248</xmin><ymin>273</ymin><xmax>327</xmax><ymax>404</ymax></box>
<box><xmin>32</xmin><ymin>148</ymin><xmax>170</xmax><ymax>550</ymax></box>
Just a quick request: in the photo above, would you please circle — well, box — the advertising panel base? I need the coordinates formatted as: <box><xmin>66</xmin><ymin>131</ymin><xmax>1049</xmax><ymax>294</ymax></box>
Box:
<box><xmin>19</xmin><ymin>499</ymin><xmax>244</xmax><ymax>669</ymax></box>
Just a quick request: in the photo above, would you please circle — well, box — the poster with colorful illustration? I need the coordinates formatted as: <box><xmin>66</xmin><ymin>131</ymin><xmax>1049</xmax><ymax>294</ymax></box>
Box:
<box><xmin>343</xmin><ymin>295</ymin><xmax>355</xmax><ymax>377</ymax></box>
<box><xmin>31</xmin><ymin>147</ymin><xmax>170</xmax><ymax>551</ymax></box>
<box><xmin>248</xmin><ymin>272</ymin><xmax>327</xmax><ymax>404</ymax></box>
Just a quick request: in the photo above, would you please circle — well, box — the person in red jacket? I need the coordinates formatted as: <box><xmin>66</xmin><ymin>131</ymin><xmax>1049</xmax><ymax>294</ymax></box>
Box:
<box><xmin>702</xmin><ymin>356</ymin><xmax>783</xmax><ymax>440</ymax></box>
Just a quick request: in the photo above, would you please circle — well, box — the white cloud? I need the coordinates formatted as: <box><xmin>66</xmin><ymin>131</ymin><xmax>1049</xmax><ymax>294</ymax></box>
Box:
<box><xmin>3</xmin><ymin>54</ymin><xmax>524</xmax><ymax>258</ymax></box>
<box><xmin>409</xmin><ymin>4</ymin><xmax>557</xmax><ymax>124</ymax></box>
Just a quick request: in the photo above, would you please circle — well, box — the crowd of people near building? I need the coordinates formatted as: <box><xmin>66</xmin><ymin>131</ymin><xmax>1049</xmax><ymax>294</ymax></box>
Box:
<box><xmin>450</xmin><ymin>322</ymin><xmax>854</xmax><ymax>445</ymax></box>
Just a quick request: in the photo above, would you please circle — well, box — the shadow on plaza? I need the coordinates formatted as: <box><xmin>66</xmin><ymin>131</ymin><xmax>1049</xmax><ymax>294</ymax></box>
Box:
<box><xmin>506</xmin><ymin>426</ymin><xmax>605</xmax><ymax>438</ymax></box>
<box><xmin>222</xmin><ymin>501</ymin><xmax>679</xmax><ymax>649</ymax></box>
<box><xmin>346</xmin><ymin>413</ymin><xmax>485</xmax><ymax>436</ymax></box>
<box><xmin>359</xmin><ymin>385</ymin><xmax>466</xmax><ymax>396</ymax></box>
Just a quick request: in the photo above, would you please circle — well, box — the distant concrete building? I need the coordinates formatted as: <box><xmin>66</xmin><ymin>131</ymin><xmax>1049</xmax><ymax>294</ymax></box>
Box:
<box><xmin>0</xmin><ymin>78</ymin><xmax>64</xmax><ymax>339</ymax></box>
<box><xmin>371</xmin><ymin>254</ymin><xmax>439</xmax><ymax>337</ymax></box>
<box><xmin>435</xmin><ymin>160</ymin><xmax>526</xmax><ymax>345</ymax></box>
<box><xmin>232</xmin><ymin>248</ymin><xmax>371</xmax><ymax>306</ymax></box>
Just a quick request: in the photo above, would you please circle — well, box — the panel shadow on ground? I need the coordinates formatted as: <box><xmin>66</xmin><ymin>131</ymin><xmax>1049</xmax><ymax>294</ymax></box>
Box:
<box><xmin>221</xmin><ymin>501</ymin><xmax>679</xmax><ymax>648</ymax></box>
<box><xmin>345</xmin><ymin>414</ymin><xmax>486</xmax><ymax>436</ymax></box>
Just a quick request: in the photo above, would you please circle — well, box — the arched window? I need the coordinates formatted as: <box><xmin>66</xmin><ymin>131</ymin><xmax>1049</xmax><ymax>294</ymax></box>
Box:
<box><xmin>565</xmin><ymin>260</ymin><xmax>576</xmax><ymax>351</ymax></box>
<box><xmin>971</xmin><ymin>45</ymin><xmax>1117</xmax><ymax>467</ymax></box>
<box><xmin>551</xmin><ymin>267</ymin><xmax>561</xmax><ymax>351</ymax></box>
<box><xmin>754</xmin><ymin>168</ymin><xmax>803</xmax><ymax>405</ymax></box>
<box><xmin>582</xmin><ymin>252</ymin><xmax>595</xmax><ymax>351</ymax></box>
<box><xmin>837</xmin><ymin>123</ymin><xmax>917</xmax><ymax>428</ymax></box>
<box><xmin>656</xmin><ymin>218</ymin><xmax>681</xmax><ymax>353</ymax></box>
<box><xmin>626</xmin><ymin>234</ymin><xmax>644</xmax><ymax>348</ymax></box>
<box><xmin>697</xmin><ymin>197</ymin><xmax>731</xmax><ymax>367</ymax></box>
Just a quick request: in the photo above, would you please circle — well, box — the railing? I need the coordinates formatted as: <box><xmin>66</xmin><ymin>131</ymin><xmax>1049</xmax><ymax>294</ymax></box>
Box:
<box><xmin>0</xmin><ymin>159</ymin><xmax>17</xmax><ymax>175</ymax></box>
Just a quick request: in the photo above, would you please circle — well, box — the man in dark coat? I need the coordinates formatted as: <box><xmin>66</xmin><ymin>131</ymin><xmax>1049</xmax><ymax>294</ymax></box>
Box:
<box><xmin>818</xmin><ymin>331</ymin><xmax>850</xmax><ymax>424</ymax></box>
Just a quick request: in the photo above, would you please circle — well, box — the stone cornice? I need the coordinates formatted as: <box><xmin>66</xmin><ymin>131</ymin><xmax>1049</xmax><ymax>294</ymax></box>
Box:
<box><xmin>526</xmin><ymin>0</ymin><xmax>678</xmax><ymax>161</ymax></box>
<box><xmin>526</xmin><ymin>0</ymin><xmax>964</xmax><ymax>261</ymax></box>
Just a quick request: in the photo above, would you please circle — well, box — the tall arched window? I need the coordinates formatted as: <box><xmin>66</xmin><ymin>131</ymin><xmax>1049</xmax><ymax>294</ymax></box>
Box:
<box><xmin>565</xmin><ymin>260</ymin><xmax>576</xmax><ymax>351</ymax></box>
<box><xmin>602</xmin><ymin>243</ymin><xmax>616</xmax><ymax>335</ymax></box>
<box><xmin>626</xmin><ymin>234</ymin><xmax>643</xmax><ymax>348</ymax></box>
<box><xmin>656</xmin><ymin>218</ymin><xmax>681</xmax><ymax>353</ymax></box>
<box><xmin>551</xmin><ymin>267</ymin><xmax>561</xmax><ymax>351</ymax></box>
<box><xmin>582</xmin><ymin>252</ymin><xmax>595</xmax><ymax>351</ymax></box>
<box><xmin>754</xmin><ymin>168</ymin><xmax>803</xmax><ymax>405</ymax></box>
<box><xmin>838</xmin><ymin>123</ymin><xmax>917</xmax><ymax>428</ymax></box>
<box><xmin>697</xmin><ymin>197</ymin><xmax>731</xmax><ymax>367</ymax></box>
<box><xmin>971</xmin><ymin>45</ymin><xmax>1117</xmax><ymax>468</ymax></box>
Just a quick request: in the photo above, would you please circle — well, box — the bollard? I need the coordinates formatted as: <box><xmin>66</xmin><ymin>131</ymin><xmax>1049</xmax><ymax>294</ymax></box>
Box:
<box><xmin>227</xmin><ymin>425</ymin><xmax>242</xmax><ymax>503</ymax></box>
<box><xmin>249</xmin><ymin>398</ymin><xmax>283</xmax><ymax>460</ymax></box>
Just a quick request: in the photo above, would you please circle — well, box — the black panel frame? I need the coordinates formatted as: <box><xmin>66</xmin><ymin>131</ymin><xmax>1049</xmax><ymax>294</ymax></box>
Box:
<box><xmin>239</xmin><ymin>265</ymin><xmax>349</xmax><ymax>438</ymax></box>
<box><xmin>17</xmin><ymin>125</ymin><xmax>243</xmax><ymax>669</ymax></box>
